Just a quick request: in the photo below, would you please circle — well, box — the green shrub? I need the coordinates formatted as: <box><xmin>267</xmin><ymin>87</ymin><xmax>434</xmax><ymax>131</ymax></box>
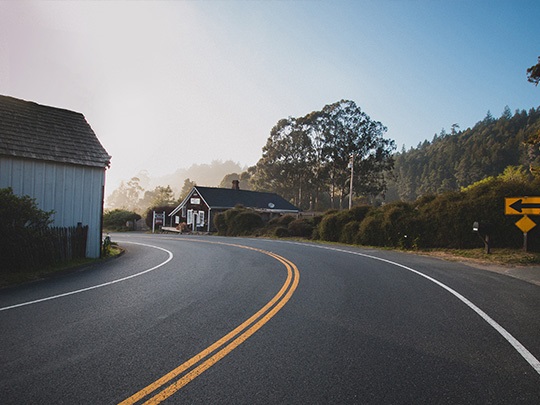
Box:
<box><xmin>311</xmin><ymin>214</ymin><xmax>325</xmax><ymax>228</ymax></box>
<box><xmin>214</xmin><ymin>212</ymin><xmax>228</xmax><ymax>235</ymax></box>
<box><xmin>349</xmin><ymin>205</ymin><xmax>372</xmax><ymax>222</ymax></box>
<box><xmin>356</xmin><ymin>212</ymin><xmax>385</xmax><ymax>246</ymax></box>
<box><xmin>288</xmin><ymin>218</ymin><xmax>314</xmax><ymax>238</ymax></box>
<box><xmin>0</xmin><ymin>187</ymin><xmax>52</xmax><ymax>230</ymax></box>
<box><xmin>0</xmin><ymin>187</ymin><xmax>53</xmax><ymax>271</ymax></box>
<box><xmin>380</xmin><ymin>202</ymin><xmax>419</xmax><ymax>247</ymax></box>
<box><xmin>268</xmin><ymin>214</ymin><xmax>296</xmax><ymax>227</ymax></box>
<box><xmin>318</xmin><ymin>212</ymin><xmax>340</xmax><ymax>241</ymax></box>
<box><xmin>228</xmin><ymin>210</ymin><xmax>264</xmax><ymax>236</ymax></box>
<box><xmin>215</xmin><ymin>207</ymin><xmax>264</xmax><ymax>236</ymax></box>
<box><xmin>318</xmin><ymin>207</ymin><xmax>371</xmax><ymax>242</ymax></box>
<box><xmin>104</xmin><ymin>209</ymin><xmax>141</xmax><ymax>231</ymax></box>
<box><xmin>340</xmin><ymin>221</ymin><xmax>360</xmax><ymax>244</ymax></box>
<box><xmin>274</xmin><ymin>227</ymin><xmax>290</xmax><ymax>238</ymax></box>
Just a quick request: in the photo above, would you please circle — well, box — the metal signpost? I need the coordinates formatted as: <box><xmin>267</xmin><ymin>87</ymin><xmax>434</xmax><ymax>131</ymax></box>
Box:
<box><xmin>505</xmin><ymin>197</ymin><xmax>539</xmax><ymax>251</ymax></box>
<box><xmin>152</xmin><ymin>211</ymin><xmax>166</xmax><ymax>233</ymax></box>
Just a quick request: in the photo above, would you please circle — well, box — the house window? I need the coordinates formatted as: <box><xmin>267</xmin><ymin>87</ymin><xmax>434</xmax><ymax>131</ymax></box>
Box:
<box><xmin>182</xmin><ymin>206</ymin><xmax>186</xmax><ymax>217</ymax></box>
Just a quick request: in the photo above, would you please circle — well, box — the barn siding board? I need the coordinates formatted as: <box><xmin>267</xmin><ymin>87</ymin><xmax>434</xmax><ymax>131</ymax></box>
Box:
<box><xmin>0</xmin><ymin>156</ymin><xmax>105</xmax><ymax>258</ymax></box>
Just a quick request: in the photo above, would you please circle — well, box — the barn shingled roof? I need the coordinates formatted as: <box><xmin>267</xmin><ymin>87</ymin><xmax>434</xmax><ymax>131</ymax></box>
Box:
<box><xmin>0</xmin><ymin>95</ymin><xmax>111</xmax><ymax>168</ymax></box>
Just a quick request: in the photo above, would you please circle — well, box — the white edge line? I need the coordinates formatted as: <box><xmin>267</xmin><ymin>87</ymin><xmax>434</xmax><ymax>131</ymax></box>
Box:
<box><xmin>0</xmin><ymin>241</ymin><xmax>173</xmax><ymax>312</ymax></box>
<box><xmin>280</xmin><ymin>240</ymin><xmax>540</xmax><ymax>375</ymax></box>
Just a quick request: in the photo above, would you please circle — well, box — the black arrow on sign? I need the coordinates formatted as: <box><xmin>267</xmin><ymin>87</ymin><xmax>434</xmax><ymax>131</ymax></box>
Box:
<box><xmin>510</xmin><ymin>199</ymin><xmax>540</xmax><ymax>213</ymax></box>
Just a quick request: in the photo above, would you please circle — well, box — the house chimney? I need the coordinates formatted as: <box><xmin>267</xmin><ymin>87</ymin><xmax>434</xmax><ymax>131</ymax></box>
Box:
<box><xmin>232</xmin><ymin>180</ymin><xmax>240</xmax><ymax>190</ymax></box>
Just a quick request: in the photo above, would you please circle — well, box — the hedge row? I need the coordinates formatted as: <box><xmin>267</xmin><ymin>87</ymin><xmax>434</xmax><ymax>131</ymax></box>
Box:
<box><xmin>212</xmin><ymin>175</ymin><xmax>540</xmax><ymax>251</ymax></box>
<box><xmin>314</xmin><ymin>176</ymin><xmax>540</xmax><ymax>250</ymax></box>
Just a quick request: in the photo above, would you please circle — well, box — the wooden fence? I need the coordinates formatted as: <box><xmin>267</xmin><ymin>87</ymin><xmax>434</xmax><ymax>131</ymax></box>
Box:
<box><xmin>1</xmin><ymin>225</ymin><xmax>89</xmax><ymax>272</ymax></box>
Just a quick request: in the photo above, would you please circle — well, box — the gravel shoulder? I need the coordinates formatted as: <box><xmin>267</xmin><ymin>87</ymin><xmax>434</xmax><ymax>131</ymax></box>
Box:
<box><xmin>416</xmin><ymin>251</ymin><xmax>540</xmax><ymax>286</ymax></box>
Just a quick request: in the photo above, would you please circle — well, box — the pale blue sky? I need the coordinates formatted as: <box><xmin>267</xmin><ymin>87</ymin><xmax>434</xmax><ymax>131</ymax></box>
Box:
<box><xmin>0</xmin><ymin>0</ymin><xmax>538</xmax><ymax>196</ymax></box>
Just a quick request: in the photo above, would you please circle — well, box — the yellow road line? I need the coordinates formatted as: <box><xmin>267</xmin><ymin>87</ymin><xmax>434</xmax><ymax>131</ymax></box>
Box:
<box><xmin>119</xmin><ymin>240</ymin><xmax>300</xmax><ymax>405</ymax></box>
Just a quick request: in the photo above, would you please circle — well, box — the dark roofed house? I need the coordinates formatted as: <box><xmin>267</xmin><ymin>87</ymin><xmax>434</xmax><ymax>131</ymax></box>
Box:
<box><xmin>0</xmin><ymin>95</ymin><xmax>111</xmax><ymax>258</ymax></box>
<box><xmin>169</xmin><ymin>181</ymin><xmax>300</xmax><ymax>232</ymax></box>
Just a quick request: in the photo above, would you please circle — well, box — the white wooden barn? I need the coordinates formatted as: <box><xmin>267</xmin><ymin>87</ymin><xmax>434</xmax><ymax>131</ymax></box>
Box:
<box><xmin>0</xmin><ymin>95</ymin><xmax>111</xmax><ymax>258</ymax></box>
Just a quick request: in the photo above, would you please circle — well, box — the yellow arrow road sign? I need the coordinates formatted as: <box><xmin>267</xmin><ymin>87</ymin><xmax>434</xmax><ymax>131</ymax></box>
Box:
<box><xmin>505</xmin><ymin>197</ymin><xmax>540</xmax><ymax>215</ymax></box>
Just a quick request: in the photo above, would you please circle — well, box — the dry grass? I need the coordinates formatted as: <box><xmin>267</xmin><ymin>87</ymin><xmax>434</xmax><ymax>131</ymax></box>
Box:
<box><xmin>415</xmin><ymin>248</ymin><xmax>540</xmax><ymax>266</ymax></box>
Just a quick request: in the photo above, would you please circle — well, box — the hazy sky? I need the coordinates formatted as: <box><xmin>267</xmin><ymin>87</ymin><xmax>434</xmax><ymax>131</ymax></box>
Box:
<box><xmin>1</xmin><ymin>0</ymin><xmax>539</xmax><ymax>196</ymax></box>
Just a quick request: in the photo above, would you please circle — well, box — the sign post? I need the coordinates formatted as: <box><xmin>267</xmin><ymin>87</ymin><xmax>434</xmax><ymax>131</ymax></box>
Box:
<box><xmin>152</xmin><ymin>211</ymin><xmax>165</xmax><ymax>233</ymax></box>
<box><xmin>514</xmin><ymin>215</ymin><xmax>537</xmax><ymax>252</ymax></box>
<box><xmin>505</xmin><ymin>197</ymin><xmax>539</xmax><ymax>252</ymax></box>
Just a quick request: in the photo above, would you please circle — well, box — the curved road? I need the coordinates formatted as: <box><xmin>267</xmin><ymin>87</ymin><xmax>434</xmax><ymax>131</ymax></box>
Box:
<box><xmin>1</xmin><ymin>234</ymin><xmax>539</xmax><ymax>404</ymax></box>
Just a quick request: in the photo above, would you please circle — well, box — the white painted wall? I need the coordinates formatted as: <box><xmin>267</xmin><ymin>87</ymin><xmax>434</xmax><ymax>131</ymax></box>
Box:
<box><xmin>0</xmin><ymin>157</ymin><xmax>106</xmax><ymax>258</ymax></box>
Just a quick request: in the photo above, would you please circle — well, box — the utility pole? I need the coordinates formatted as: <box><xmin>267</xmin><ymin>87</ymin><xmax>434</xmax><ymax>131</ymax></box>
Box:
<box><xmin>348</xmin><ymin>153</ymin><xmax>354</xmax><ymax>209</ymax></box>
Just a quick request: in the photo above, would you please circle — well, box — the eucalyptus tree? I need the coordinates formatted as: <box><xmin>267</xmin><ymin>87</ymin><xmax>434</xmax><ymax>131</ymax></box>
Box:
<box><xmin>319</xmin><ymin>100</ymin><xmax>395</xmax><ymax>208</ymax></box>
<box><xmin>299</xmin><ymin>110</ymin><xmax>331</xmax><ymax>209</ymax></box>
<box><xmin>252</xmin><ymin>100</ymin><xmax>395</xmax><ymax>210</ymax></box>
<box><xmin>251</xmin><ymin>117</ymin><xmax>315</xmax><ymax>208</ymax></box>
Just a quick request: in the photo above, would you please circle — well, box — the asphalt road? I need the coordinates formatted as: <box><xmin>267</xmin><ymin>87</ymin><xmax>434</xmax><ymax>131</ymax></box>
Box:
<box><xmin>1</xmin><ymin>233</ymin><xmax>539</xmax><ymax>404</ymax></box>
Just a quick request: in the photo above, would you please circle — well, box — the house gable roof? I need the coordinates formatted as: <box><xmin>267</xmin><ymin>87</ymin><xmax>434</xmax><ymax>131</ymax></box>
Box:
<box><xmin>0</xmin><ymin>95</ymin><xmax>111</xmax><ymax>168</ymax></box>
<box><xmin>170</xmin><ymin>186</ymin><xmax>300</xmax><ymax>216</ymax></box>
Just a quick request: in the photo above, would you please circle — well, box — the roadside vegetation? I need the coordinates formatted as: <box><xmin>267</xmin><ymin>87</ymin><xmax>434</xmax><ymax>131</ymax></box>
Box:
<box><xmin>417</xmin><ymin>248</ymin><xmax>540</xmax><ymax>266</ymax></box>
<box><xmin>103</xmin><ymin>209</ymin><xmax>141</xmax><ymax>231</ymax></box>
<box><xmin>213</xmin><ymin>170</ymin><xmax>540</xmax><ymax>263</ymax></box>
<box><xmin>1</xmin><ymin>187</ymin><xmax>123</xmax><ymax>288</ymax></box>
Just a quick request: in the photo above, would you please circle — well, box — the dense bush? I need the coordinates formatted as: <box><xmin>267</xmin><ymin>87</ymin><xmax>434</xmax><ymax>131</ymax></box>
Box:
<box><xmin>0</xmin><ymin>187</ymin><xmax>53</xmax><ymax>271</ymax></box>
<box><xmin>380</xmin><ymin>202</ymin><xmax>421</xmax><ymax>248</ymax></box>
<box><xmin>213</xmin><ymin>212</ymin><xmax>228</xmax><ymax>235</ymax></box>
<box><xmin>318</xmin><ymin>212</ymin><xmax>341</xmax><ymax>242</ymax></box>
<box><xmin>214</xmin><ymin>207</ymin><xmax>264</xmax><ymax>236</ymax></box>
<box><xmin>144</xmin><ymin>206</ymin><xmax>176</xmax><ymax>229</ymax></box>
<box><xmin>0</xmin><ymin>187</ymin><xmax>52</xmax><ymax>230</ymax></box>
<box><xmin>273</xmin><ymin>227</ymin><xmax>290</xmax><ymax>238</ymax></box>
<box><xmin>230</xmin><ymin>211</ymin><xmax>264</xmax><ymax>236</ymax></box>
<box><xmin>103</xmin><ymin>209</ymin><xmax>141</xmax><ymax>231</ymax></box>
<box><xmin>287</xmin><ymin>218</ymin><xmax>314</xmax><ymax>238</ymax></box>
<box><xmin>340</xmin><ymin>221</ymin><xmax>360</xmax><ymax>244</ymax></box>
<box><xmin>318</xmin><ymin>206</ymin><xmax>372</xmax><ymax>242</ymax></box>
<box><xmin>356</xmin><ymin>212</ymin><xmax>385</xmax><ymax>246</ymax></box>
<box><xmin>268</xmin><ymin>214</ymin><xmax>296</xmax><ymax>228</ymax></box>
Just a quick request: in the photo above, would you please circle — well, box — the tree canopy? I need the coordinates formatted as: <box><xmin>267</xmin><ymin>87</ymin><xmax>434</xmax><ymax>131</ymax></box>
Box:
<box><xmin>386</xmin><ymin>107</ymin><xmax>540</xmax><ymax>201</ymax></box>
<box><xmin>106</xmin><ymin>177</ymin><xmax>178</xmax><ymax>213</ymax></box>
<box><xmin>249</xmin><ymin>100</ymin><xmax>395</xmax><ymax>210</ymax></box>
<box><xmin>527</xmin><ymin>56</ymin><xmax>540</xmax><ymax>86</ymax></box>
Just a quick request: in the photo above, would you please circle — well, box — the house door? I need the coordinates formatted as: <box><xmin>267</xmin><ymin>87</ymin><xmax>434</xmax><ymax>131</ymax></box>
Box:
<box><xmin>187</xmin><ymin>209</ymin><xmax>205</xmax><ymax>232</ymax></box>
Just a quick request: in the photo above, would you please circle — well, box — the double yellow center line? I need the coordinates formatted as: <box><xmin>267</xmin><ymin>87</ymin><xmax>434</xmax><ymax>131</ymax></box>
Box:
<box><xmin>119</xmin><ymin>241</ymin><xmax>300</xmax><ymax>404</ymax></box>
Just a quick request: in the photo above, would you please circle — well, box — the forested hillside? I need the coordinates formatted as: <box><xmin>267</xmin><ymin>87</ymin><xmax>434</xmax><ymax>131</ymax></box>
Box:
<box><xmin>386</xmin><ymin>106</ymin><xmax>540</xmax><ymax>202</ymax></box>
